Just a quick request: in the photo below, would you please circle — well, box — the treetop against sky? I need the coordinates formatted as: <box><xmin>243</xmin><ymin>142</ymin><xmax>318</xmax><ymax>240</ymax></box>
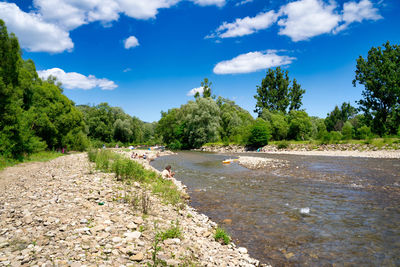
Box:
<box><xmin>0</xmin><ymin>0</ymin><xmax>399</xmax><ymax>122</ymax></box>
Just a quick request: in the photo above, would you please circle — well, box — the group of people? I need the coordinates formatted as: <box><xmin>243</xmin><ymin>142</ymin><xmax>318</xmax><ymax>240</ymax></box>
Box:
<box><xmin>131</xmin><ymin>152</ymin><xmax>147</xmax><ymax>160</ymax></box>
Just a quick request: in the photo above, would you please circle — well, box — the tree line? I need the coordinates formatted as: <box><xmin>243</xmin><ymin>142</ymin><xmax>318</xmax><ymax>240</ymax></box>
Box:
<box><xmin>1</xmin><ymin>18</ymin><xmax>399</xmax><ymax>162</ymax></box>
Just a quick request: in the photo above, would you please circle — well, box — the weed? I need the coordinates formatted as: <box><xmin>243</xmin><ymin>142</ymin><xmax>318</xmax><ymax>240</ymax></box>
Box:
<box><xmin>141</xmin><ymin>191</ymin><xmax>151</xmax><ymax>214</ymax></box>
<box><xmin>159</xmin><ymin>220</ymin><xmax>182</xmax><ymax>241</ymax></box>
<box><xmin>214</xmin><ymin>227</ymin><xmax>230</xmax><ymax>245</ymax></box>
<box><xmin>148</xmin><ymin>222</ymin><xmax>166</xmax><ymax>267</ymax></box>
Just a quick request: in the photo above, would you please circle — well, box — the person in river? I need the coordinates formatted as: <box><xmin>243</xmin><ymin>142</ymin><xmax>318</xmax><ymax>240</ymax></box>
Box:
<box><xmin>162</xmin><ymin>165</ymin><xmax>175</xmax><ymax>179</ymax></box>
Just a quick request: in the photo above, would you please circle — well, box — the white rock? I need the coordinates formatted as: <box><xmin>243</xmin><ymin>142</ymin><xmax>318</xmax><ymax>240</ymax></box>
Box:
<box><xmin>238</xmin><ymin>247</ymin><xmax>248</xmax><ymax>254</ymax></box>
<box><xmin>124</xmin><ymin>231</ymin><xmax>141</xmax><ymax>241</ymax></box>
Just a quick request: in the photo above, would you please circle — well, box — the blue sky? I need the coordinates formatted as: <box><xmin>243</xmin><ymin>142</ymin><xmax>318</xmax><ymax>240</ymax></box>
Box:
<box><xmin>1</xmin><ymin>0</ymin><xmax>399</xmax><ymax>122</ymax></box>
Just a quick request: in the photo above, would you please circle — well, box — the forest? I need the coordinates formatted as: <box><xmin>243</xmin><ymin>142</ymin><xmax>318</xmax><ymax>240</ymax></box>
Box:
<box><xmin>1</xmin><ymin>19</ymin><xmax>399</xmax><ymax>164</ymax></box>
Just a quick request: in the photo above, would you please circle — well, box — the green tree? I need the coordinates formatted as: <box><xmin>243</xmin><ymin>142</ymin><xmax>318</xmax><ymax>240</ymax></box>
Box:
<box><xmin>287</xmin><ymin>110</ymin><xmax>312</xmax><ymax>141</ymax></box>
<box><xmin>254</xmin><ymin>67</ymin><xmax>305</xmax><ymax>115</ymax></box>
<box><xmin>181</xmin><ymin>98</ymin><xmax>220</xmax><ymax>148</ymax></box>
<box><xmin>260</xmin><ymin>110</ymin><xmax>288</xmax><ymax>140</ymax></box>
<box><xmin>341</xmin><ymin>121</ymin><xmax>353</xmax><ymax>140</ymax></box>
<box><xmin>217</xmin><ymin>97</ymin><xmax>254</xmax><ymax>143</ymax></box>
<box><xmin>353</xmin><ymin>41</ymin><xmax>400</xmax><ymax>135</ymax></box>
<box><xmin>201</xmin><ymin>78</ymin><xmax>212</xmax><ymax>98</ymax></box>
<box><xmin>289</xmin><ymin>79</ymin><xmax>305</xmax><ymax>112</ymax></box>
<box><xmin>325</xmin><ymin>102</ymin><xmax>357</xmax><ymax>132</ymax></box>
<box><xmin>247</xmin><ymin>119</ymin><xmax>271</xmax><ymax>147</ymax></box>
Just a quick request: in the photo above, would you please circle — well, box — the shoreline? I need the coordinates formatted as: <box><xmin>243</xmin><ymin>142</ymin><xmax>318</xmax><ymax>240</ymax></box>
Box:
<box><xmin>197</xmin><ymin>144</ymin><xmax>400</xmax><ymax>159</ymax></box>
<box><xmin>0</xmin><ymin>150</ymin><xmax>263</xmax><ymax>266</ymax></box>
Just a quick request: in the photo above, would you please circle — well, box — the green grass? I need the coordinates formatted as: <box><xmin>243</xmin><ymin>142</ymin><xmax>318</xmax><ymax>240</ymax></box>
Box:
<box><xmin>0</xmin><ymin>151</ymin><xmax>64</xmax><ymax>171</ymax></box>
<box><xmin>158</xmin><ymin>220</ymin><xmax>182</xmax><ymax>241</ymax></box>
<box><xmin>88</xmin><ymin>149</ymin><xmax>183</xmax><ymax>206</ymax></box>
<box><xmin>214</xmin><ymin>227</ymin><xmax>230</xmax><ymax>245</ymax></box>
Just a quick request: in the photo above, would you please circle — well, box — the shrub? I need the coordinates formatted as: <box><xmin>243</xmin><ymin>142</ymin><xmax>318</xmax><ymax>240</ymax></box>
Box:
<box><xmin>357</xmin><ymin>126</ymin><xmax>372</xmax><ymax>140</ymax></box>
<box><xmin>247</xmin><ymin>119</ymin><xmax>271</xmax><ymax>148</ymax></box>
<box><xmin>341</xmin><ymin>121</ymin><xmax>353</xmax><ymax>140</ymax></box>
<box><xmin>214</xmin><ymin>227</ymin><xmax>230</xmax><ymax>245</ymax></box>
<box><xmin>277</xmin><ymin>140</ymin><xmax>289</xmax><ymax>149</ymax></box>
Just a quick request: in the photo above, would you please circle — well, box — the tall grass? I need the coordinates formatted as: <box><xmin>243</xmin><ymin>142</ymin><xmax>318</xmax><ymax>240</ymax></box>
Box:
<box><xmin>87</xmin><ymin>149</ymin><xmax>183</xmax><ymax>206</ymax></box>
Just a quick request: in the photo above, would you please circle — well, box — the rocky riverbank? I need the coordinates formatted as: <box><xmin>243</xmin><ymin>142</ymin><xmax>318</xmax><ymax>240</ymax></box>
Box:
<box><xmin>0</xmin><ymin>151</ymin><xmax>262</xmax><ymax>266</ymax></box>
<box><xmin>197</xmin><ymin>143</ymin><xmax>400</xmax><ymax>158</ymax></box>
<box><xmin>238</xmin><ymin>156</ymin><xmax>288</xmax><ymax>170</ymax></box>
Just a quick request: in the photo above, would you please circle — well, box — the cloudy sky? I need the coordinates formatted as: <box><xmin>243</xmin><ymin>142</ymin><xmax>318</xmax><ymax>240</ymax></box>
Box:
<box><xmin>1</xmin><ymin>0</ymin><xmax>399</xmax><ymax>122</ymax></box>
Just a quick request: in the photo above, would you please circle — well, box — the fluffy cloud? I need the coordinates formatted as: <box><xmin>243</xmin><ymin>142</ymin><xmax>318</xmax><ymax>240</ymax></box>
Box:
<box><xmin>209</xmin><ymin>0</ymin><xmax>381</xmax><ymax>41</ymax></box>
<box><xmin>335</xmin><ymin>0</ymin><xmax>382</xmax><ymax>32</ymax></box>
<box><xmin>124</xmin><ymin>36</ymin><xmax>140</xmax><ymax>49</ymax></box>
<box><xmin>211</xmin><ymin>11</ymin><xmax>278</xmax><ymax>38</ymax></box>
<box><xmin>5</xmin><ymin>0</ymin><xmax>224</xmax><ymax>53</ymax></box>
<box><xmin>0</xmin><ymin>2</ymin><xmax>73</xmax><ymax>53</ymax></box>
<box><xmin>38</xmin><ymin>68</ymin><xmax>118</xmax><ymax>90</ymax></box>
<box><xmin>277</xmin><ymin>0</ymin><xmax>341</xmax><ymax>41</ymax></box>
<box><xmin>187</xmin><ymin>86</ymin><xmax>204</xmax><ymax>96</ymax></box>
<box><xmin>213</xmin><ymin>50</ymin><xmax>295</xmax><ymax>74</ymax></box>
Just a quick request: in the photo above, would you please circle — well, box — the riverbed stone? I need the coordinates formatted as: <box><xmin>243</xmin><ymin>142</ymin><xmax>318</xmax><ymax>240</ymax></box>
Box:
<box><xmin>0</xmin><ymin>152</ymin><xmax>262</xmax><ymax>267</ymax></box>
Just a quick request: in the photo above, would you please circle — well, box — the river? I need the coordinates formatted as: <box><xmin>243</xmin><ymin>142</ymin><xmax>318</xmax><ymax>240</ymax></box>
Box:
<box><xmin>150</xmin><ymin>151</ymin><xmax>400</xmax><ymax>266</ymax></box>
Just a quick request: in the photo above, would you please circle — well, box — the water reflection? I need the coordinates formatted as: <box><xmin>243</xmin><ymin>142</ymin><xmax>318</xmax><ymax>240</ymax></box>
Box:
<box><xmin>151</xmin><ymin>152</ymin><xmax>400</xmax><ymax>266</ymax></box>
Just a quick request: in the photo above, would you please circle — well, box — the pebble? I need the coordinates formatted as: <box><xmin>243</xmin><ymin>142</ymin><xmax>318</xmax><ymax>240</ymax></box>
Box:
<box><xmin>0</xmin><ymin>152</ymin><xmax>262</xmax><ymax>266</ymax></box>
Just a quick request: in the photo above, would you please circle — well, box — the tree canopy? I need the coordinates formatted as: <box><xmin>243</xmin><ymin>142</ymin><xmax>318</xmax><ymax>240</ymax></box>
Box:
<box><xmin>254</xmin><ymin>67</ymin><xmax>305</xmax><ymax>116</ymax></box>
<box><xmin>353</xmin><ymin>41</ymin><xmax>400</xmax><ymax>135</ymax></box>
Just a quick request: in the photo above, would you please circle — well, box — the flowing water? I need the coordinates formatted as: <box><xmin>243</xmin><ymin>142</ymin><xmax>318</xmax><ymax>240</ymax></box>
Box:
<box><xmin>151</xmin><ymin>151</ymin><xmax>400</xmax><ymax>266</ymax></box>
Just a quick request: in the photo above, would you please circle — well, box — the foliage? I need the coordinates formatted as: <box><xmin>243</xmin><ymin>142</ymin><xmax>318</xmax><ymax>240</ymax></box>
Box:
<box><xmin>254</xmin><ymin>67</ymin><xmax>305</xmax><ymax>115</ymax></box>
<box><xmin>261</xmin><ymin>110</ymin><xmax>288</xmax><ymax>140</ymax></box>
<box><xmin>78</xmin><ymin>103</ymin><xmax>149</xmax><ymax>145</ymax></box>
<box><xmin>0</xmin><ymin>19</ymin><xmax>87</xmax><ymax>160</ymax></box>
<box><xmin>325</xmin><ymin>102</ymin><xmax>357</xmax><ymax>132</ymax></box>
<box><xmin>277</xmin><ymin>140</ymin><xmax>289</xmax><ymax>149</ymax></box>
<box><xmin>353</xmin><ymin>41</ymin><xmax>400</xmax><ymax>135</ymax></box>
<box><xmin>341</xmin><ymin>121</ymin><xmax>353</xmax><ymax>140</ymax></box>
<box><xmin>248</xmin><ymin>119</ymin><xmax>271</xmax><ymax>147</ymax></box>
<box><xmin>214</xmin><ymin>227</ymin><xmax>230</xmax><ymax>245</ymax></box>
<box><xmin>288</xmin><ymin>110</ymin><xmax>312</xmax><ymax>141</ymax></box>
<box><xmin>217</xmin><ymin>97</ymin><xmax>254</xmax><ymax>143</ymax></box>
<box><xmin>356</xmin><ymin>125</ymin><xmax>372</xmax><ymax>140</ymax></box>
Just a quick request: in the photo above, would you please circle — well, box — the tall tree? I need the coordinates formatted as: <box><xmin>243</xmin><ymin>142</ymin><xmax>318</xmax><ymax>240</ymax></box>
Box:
<box><xmin>353</xmin><ymin>41</ymin><xmax>400</xmax><ymax>135</ymax></box>
<box><xmin>325</xmin><ymin>102</ymin><xmax>357</xmax><ymax>132</ymax></box>
<box><xmin>200</xmin><ymin>78</ymin><xmax>212</xmax><ymax>98</ymax></box>
<box><xmin>254</xmin><ymin>67</ymin><xmax>305</xmax><ymax>115</ymax></box>
<box><xmin>289</xmin><ymin>78</ymin><xmax>305</xmax><ymax>111</ymax></box>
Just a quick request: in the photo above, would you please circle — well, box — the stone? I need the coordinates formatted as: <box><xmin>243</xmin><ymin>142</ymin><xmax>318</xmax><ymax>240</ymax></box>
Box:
<box><xmin>112</xmin><ymin>237</ymin><xmax>122</xmax><ymax>243</ymax></box>
<box><xmin>237</xmin><ymin>247</ymin><xmax>248</xmax><ymax>254</ymax></box>
<box><xmin>124</xmin><ymin>231</ymin><xmax>141</xmax><ymax>241</ymax></box>
<box><xmin>133</xmin><ymin>217</ymin><xmax>143</xmax><ymax>225</ymax></box>
<box><xmin>130</xmin><ymin>252</ymin><xmax>144</xmax><ymax>261</ymax></box>
<box><xmin>126</xmin><ymin>223</ymin><xmax>137</xmax><ymax>230</ymax></box>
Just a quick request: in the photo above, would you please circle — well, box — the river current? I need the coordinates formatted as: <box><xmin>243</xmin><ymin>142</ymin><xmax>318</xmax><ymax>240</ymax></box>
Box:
<box><xmin>151</xmin><ymin>151</ymin><xmax>400</xmax><ymax>266</ymax></box>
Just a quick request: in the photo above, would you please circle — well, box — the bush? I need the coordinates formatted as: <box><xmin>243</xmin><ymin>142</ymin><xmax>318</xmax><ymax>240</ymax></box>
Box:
<box><xmin>247</xmin><ymin>119</ymin><xmax>271</xmax><ymax>148</ymax></box>
<box><xmin>357</xmin><ymin>126</ymin><xmax>372</xmax><ymax>140</ymax></box>
<box><xmin>277</xmin><ymin>140</ymin><xmax>289</xmax><ymax>149</ymax></box>
<box><xmin>341</xmin><ymin>121</ymin><xmax>353</xmax><ymax>140</ymax></box>
<box><xmin>330</xmin><ymin>131</ymin><xmax>342</xmax><ymax>143</ymax></box>
<box><xmin>214</xmin><ymin>227</ymin><xmax>230</xmax><ymax>245</ymax></box>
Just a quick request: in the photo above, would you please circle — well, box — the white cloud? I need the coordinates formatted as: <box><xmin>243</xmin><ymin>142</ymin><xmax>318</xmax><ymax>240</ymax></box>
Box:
<box><xmin>0</xmin><ymin>2</ymin><xmax>73</xmax><ymax>53</ymax></box>
<box><xmin>190</xmin><ymin>0</ymin><xmax>225</xmax><ymax>7</ymax></box>
<box><xmin>212</xmin><ymin>11</ymin><xmax>278</xmax><ymax>38</ymax></box>
<box><xmin>277</xmin><ymin>0</ymin><xmax>341</xmax><ymax>41</ymax></box>
<box><xmin>187</xmin><ymin>87</ymin><xmax>204</xmax><ymax>96</ymax></box>
<box><xmin>213</xmin><ymin>50</ymin><xmax>295</xmax><ymax>74</ymax></box>
<box><xmin>124</xmin><ymin>36</ymin><xmax>140</xmax><ymax>49</ymax></box>
<box><xmin>335</xmin><ymin>0</ymin><xmax>382</xmax><ymax>32</ymax></box>
<box><xmin>38</xmin><ymin>68</ymin><xmax>118</xmax><ymax>90</ymax></box>
<box><xmin>209</xmin><ymin>0</ymin><xmax>381</xmax><ymax>42</ymax></box>
<box><xmin>123</xmin><ymin>68</ymin><xmax>132</xmax><ymax>72</ymax></box>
